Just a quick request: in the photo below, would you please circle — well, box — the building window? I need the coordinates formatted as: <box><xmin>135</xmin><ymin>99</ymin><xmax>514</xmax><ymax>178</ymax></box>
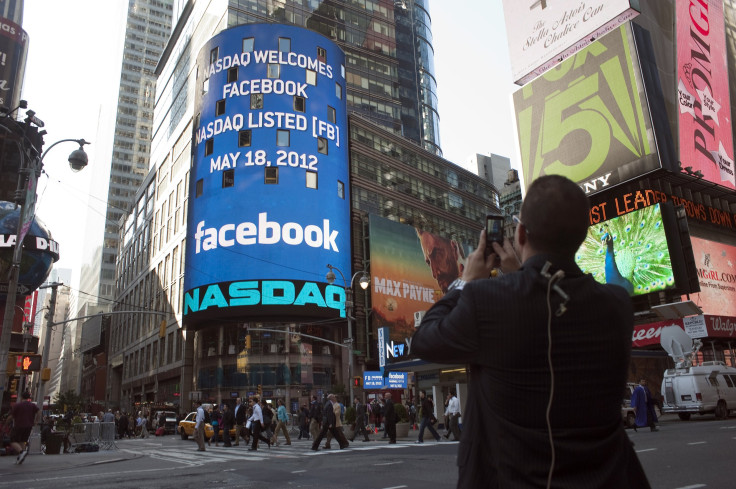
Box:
<box><xmin>196</xmin><ymin>179</ymin><xmax>203</xmax><ymax>197</ymax></box>
<box><xmin>337</xmin><ymin>180</ymin><xmax>344</xmax><ymax>199</ymax></box>
<box><xmin>265</xmin><ymin>167</ymin><xmax>278</xmax><ymax>184</ymax></box>
<box><xmin>223</xmin><ymin>169</ymin><xmax>234</xmax><ymax>188</ymax></box>
<box><xmin>205</xmin><ymin>139</ymin><xmax>214</xmax><ymax>156</ymax></box>
<box><xmin>317</xmin><ymin>137</ymin><xmax>328</xmax><ymax>155</ymax></box>
<box><xmin>317</xmin><ymin>46</ymin><xmax>326</xmax><ymax>61</ymax></box>
<box><xmin>327</xmin><ymin>106</ymin><xmax>336</xmax><ymax>123</ymax></box>
<box><xmin>242</xmin><ymin>37</ymin><xmax>254</xmax><ymax>52</ymax></box>
<box><xmin>341</xmin><ymin>64</ymin><xmax>345</xmax><ymax>78</ymax></box>
<box><xmin>306</xmin><ymin>69</ymin><xmax>317</xmax><ymax>86</ymax></box>
<box><xmin>210</xmin><ymin>47</ymin><xmax>219</xmax><ymax>65</ymax></box>
<box><xmin>215</xmin><ymin>99</ymin><xmax>226</xmax><ymax>116</ymax></box>
<box><xmin>277</xmin><ymin>130</ymin><xmax>290</xmax><ymax>147</ymax></box>
<box><xmin>268</xmin><ymin>63</ymin><xmax>280</xmax><ymax>79</ymax></box>
<box><xmin>307</xmin><ymin>171</ymin><xmax>318</xmax><ymax>189</ymax></box>
<box><xmin>238</xmin><ymin>130</ymin><xmax>252</xmax><ymax>147</ymax></box>
<box><xmin>227</xmin><ymin>66</ymin><xmax>238</xmax><ymax>83</ymax></box>
<box><xmin>251</xmin><ymin>93</ymin><xmax>263</xmax><ymax>109</ymax></box>
<box><xmin>335</xmin><ymin>83</ymin><xmax>342</xmax><ymax>99</ymax></box>
<box><xmin>278</xmin><ymin>37</ymin><xmax>291</xmax><ymax>52</ymax></box>
<box><xmin>203</xmin><ymin>77</ymin><xmax>209</xmax><ymax>94</ymax></box>
<box><xmin>294</xmin><ymin>96</ymin><xmax>305</xmax><ymax>112</ymax></box>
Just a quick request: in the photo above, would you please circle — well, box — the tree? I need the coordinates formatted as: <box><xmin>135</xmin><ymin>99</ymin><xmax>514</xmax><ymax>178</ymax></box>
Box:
<box><xmin>53</xmin><ymin>389</ymin><xmax>84</xmax><ymax>414</ymax></box>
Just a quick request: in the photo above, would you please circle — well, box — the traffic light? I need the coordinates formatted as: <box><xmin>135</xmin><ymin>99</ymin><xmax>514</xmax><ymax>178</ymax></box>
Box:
<box><xmin>9</xmin><ymin>378</ymin><xmax>17</xmax><ymax>393</ymax></box>
<box><xmin>245</xmin><ymin>334</ymin><xmax>252</xmax><ymax>349</ymax></box>
<box><xmin>6</xmin><ymin>354</ymin><xmax>16</xmax><ymax>375</ymax></box>
<box><xmin>353</xmin><ymin>376</ymin><xmax>362</xmax><ymax>388</ymax></box>
<box><xmin>20</xmin><ymin>353</ymin><xmax>42</xmax><ymax>372</ymax></box>
<box><xmin>257</xmin><ymin>384</ymin><xmax>262</xmax><ymax>396</ymax></box>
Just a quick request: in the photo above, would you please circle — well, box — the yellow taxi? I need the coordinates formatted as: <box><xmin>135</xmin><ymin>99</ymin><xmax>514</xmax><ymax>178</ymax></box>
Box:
<box><xmin>177</xmin><ymin>412</ymin><xmax>237</xmax><ymax>441</ymax></box>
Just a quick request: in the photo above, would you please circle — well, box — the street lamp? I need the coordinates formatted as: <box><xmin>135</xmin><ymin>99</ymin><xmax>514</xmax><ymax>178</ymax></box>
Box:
<box><xmin>0</xmin><ymin>107</ymin><xmax>90</xmax><ymax>400</ymax></box>
<box><xmin>325</xmin><ymin>264</ymin><xmax>370</xmax><ymax>402</ymax></box>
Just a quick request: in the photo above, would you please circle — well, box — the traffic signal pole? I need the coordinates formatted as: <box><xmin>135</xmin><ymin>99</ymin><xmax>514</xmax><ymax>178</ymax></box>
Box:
<box><xmin>36</xmin><ymin>282</ymin><xmax>59</xmax><ymax>408</ymax></box>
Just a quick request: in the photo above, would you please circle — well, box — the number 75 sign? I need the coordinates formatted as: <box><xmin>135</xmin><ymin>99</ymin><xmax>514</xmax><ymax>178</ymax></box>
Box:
<box><xmin>513</xmin><ymin>24</ymin><xmax>661</xmax><ymax>195</ymax></box>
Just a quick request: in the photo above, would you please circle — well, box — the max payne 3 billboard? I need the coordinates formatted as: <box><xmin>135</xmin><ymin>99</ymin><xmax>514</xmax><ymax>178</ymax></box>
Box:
<box><xmin>501</xmin><ymin>0</ymin><xmax>640</xmax><ymax>85</ymax></box>
<box><xmin>184</xmin><ymin>24</ymin><xmax>350</xmax><ymax>326</ymax></box>
<box><xmin>513</xmin><ymin>24</ymin><xmax>660</xmax><ymax>195</ymax></box>
<box><xmin>677</xmin><ymin>0</ymin><xmax>735</xmax><ymax>189</ymax></box>
<box><xmin>0</xmin><ymin>17</ymin><xmax>28</xmax><ymax>112</ymax></box>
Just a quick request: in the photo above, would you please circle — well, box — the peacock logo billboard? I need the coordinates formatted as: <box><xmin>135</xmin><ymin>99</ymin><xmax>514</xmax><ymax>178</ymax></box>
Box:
<box><xmin>576</xmin><ymin>203</ymin><xmax>696</xmax><ymax>297</ymax></box>
<box><xmin>513</xmin><ymin>23</ymin><xmax>661</xmax><ymax>196</ymax></box>
<box><xmin>183</xmin><ymin>24</ymin><xmax>350</xmax><ymax>326</ymax></box>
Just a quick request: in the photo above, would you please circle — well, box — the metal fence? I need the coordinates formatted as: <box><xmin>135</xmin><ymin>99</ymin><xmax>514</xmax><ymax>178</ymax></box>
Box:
<box><xmin>69</xmin><ymin>422</ymin><xmax>117</xmax><ymax>450</ymax></box>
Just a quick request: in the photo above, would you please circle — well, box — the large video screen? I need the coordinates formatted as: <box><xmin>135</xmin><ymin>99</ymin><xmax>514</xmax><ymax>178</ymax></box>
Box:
<box><xmin>576</xmin><ymin>203</ymin><xmax>675</xmax><ymax>296</ymax></box>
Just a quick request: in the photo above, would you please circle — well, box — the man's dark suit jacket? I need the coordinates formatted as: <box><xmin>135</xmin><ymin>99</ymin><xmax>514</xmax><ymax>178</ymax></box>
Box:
<box><xmin>235</xmin><ymin>403</ymin><xmax>246</xmax><ymax>425</ymax></box>
<box><xmin>323</xmin><ymin>400</ymin><xmax>336</xmax><ymax>427</ymax></box>
<box><xmin>412</xmin><ymin>254</ymin><xmax>650</xmax><ymax>489</ymax></box>
<box><xmin>384</xmin><ymin>398</ymin><xmax>396</xmax><ymax>424</ymax></box>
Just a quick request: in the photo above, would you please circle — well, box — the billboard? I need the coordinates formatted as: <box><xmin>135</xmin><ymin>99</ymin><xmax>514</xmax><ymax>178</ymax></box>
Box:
<box><xmin>184</xmin><ymin>24</ymin><xmax>350</xmax><ymax>325</ymax></box>
<box><xmin>687</xmin><ymin>237</ymin><xmax>736</xmax><ymax>318</ymax></box>
<box><xmin>676</xmin><ymin>0</ymin><xmax>735</xmax><ymax>189</ymax></box>
<box><xmin>513</xmin><ymin>24</ymin><xmax>660</xmax><ymax>195</ymax></box>
<box><xmin>501</xmin><ymin>0</ymin><xmax>640</xmax><ymax>85</ymax></box>
<box><xmin>369</xmin><ymin>215</ymin><xmax>474</xmax><ymax>346</ymax></box>
<box><xmin>576</xmin><ymin>203</ymin><xmax>677</xmax><ymax>296</ymax></box>
<box><xmin>0</xmin><ymin>17</ymin><xmax>27</xmax><ymax>112</ymax></box>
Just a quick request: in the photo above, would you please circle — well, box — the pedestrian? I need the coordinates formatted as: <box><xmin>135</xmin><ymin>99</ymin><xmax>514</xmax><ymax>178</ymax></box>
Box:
<box><xmin>210</xmin><ymin>405</ymin><xmax>221</xmax><ymax>446</ymax></box>
<box><xmin>136</xmin><ymin>411</ymin><xmax>149</xmax><ymax>438</ymax></box>
<box><xmin>261</xmin><ymin>400</ymin><xmax>274</xmax><ymax>442</ymax></box>
<box><xmin>194</xmin><ymin>401</ymin><xmax>206</xmax><ymax>452</ymax></box>
<box><xmin>103</xmin><ymin>409</ymin><xmax>115</xmax><ymax>424</ymax></box>
<box><xmin>117</xmin><ymin>412</ymin><xmax>129</xmax><ymax>439</ymax></box>
<box><xmin>383</xmin><ymin>393</ymin><xmax>396</xmax><ymax>444</ymax></box>
<box><xmin>311</xmin><ymin>394</ymin><xmax>348</xmax><ymax>451</ymax></box>
<box><xmin>246</xmin><ymin>397</ymin><xmax>271</xmax><ymax>451</ymax></box>
<box><xmin>308</xmin><ymin>395</ymin><xmax>322</xmax><ymax>440</ymax></box>
<box><xmin>416</xmin><ymin>390</ymin><xmax>441</xmax><ymax>443</ymax></box>
<box><xmin>324</xmin><ymin>395</ymin><xmax>346</xmax><ymax>449</ymax></box>
<box><xmin>408</xmin><ymin>400</ymin><xmax>417</xmax><ymax>429</ymax></box>
<box><xmin>631</xmin><ymin>378</ymin><xmax>659</xmax><ymax>432</ymax></box>
<box><xmin>445</xmin><ymin>389</ymin><xmax>462</xmax><ymax>441</ymax></box>
<box><xmin>8</xmin><ymin>391</ymin><xmax>40</xmax><ymax>465</ymax></box>
<box><xmin>412</xmin><ymin>174</ymin><xmax>650</xmax><ymax>488</ymax></box>
<box><xmin>271</xmin><ymin>399</ymin><xmax>291</xmax><ymax>446</ymax></box>
<box><xmin>349</xmin><ymin>396</ymin><xmax>371</xmax><ymax>442</ymax></box>
<box><xmin>298</xmin><ymin>404</ymin><xmax>310</xmax><ymax>440</ymax></box>
<box><xmin>234</xmin><ymin>398</ymin><xmax>246</xmax><ymax>446</ymax></box>
<box><xmin>221</xmin><ymin>404</ymin><xmax>234</xmax><ymax>447</ymax></box>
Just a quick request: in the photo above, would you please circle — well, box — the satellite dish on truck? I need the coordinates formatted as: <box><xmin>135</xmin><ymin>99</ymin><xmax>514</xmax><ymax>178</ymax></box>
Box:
<box><xmin>660</xmin><ymin>325</ymin><xmax>702</xmax><ymax>369</ymax></box>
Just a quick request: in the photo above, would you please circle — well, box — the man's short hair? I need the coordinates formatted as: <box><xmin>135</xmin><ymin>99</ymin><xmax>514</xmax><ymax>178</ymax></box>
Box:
<box><xmin>521</xmin><ymin>175</ymin><xmax>589</xmax><ymax>256</ymax></box>
<box><xmin>21</xmin><ymin>390</ymin><xmax>31</xmax><ymax>400</ymax></box>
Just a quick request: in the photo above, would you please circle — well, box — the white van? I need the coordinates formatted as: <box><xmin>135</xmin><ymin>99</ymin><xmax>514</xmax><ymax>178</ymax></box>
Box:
<box><xmin>661</xmin><ymin>361</ymin><xmax>736</xmax><ymax>420</ymax></box>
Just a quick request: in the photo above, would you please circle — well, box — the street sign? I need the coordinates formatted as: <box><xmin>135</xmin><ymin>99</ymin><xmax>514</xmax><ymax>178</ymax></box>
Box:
<box><xmin>342</xmin><ymin>337</ymin><xmax>354</xmax><ymax>344</ymax></box>
<box><xmin>0</xmin><ymin>283</ymin><xmax>31</xmax><ymax>295</ymax></box>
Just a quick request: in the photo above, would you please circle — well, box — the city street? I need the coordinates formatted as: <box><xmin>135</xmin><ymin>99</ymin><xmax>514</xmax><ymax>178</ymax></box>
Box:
<box><xmin>0</xmin><ymin>416</ymin><xmax>735</xmax><ymax>488</ymax></box>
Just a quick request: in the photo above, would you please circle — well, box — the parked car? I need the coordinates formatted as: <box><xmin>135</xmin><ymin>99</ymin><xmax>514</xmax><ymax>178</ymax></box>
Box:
<box><xmin>177</xmin><ymin>412</ymin><xmax>236</xmax><ymax>440</ymax></box>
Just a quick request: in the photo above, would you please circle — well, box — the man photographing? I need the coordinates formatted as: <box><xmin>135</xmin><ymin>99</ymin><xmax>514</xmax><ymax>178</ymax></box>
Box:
<box><xmin>412</xmin><ymin>175</ymin><xmax>650</xmax><ymax>488</ymax></box>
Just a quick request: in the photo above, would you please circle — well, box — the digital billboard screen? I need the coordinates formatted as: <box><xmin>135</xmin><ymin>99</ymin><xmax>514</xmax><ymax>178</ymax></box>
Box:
<box><xmin>184</xmin><ymin>24</ymin><xmax>350</xmax><ymax>325</ymax></box>
<box><xmin>513</xmin><ymin>24</ymin><xmax>660</xmax><ymax>196</ymax></box>
<box><xmin>676</xmin><ymin>0</ymin><xmax>735</xmax><ymax>189</ymax></box>
<box><xmin>576</xmin><ymin>203</ymin><xmax>675</xmax><ymax>296</ymax></box>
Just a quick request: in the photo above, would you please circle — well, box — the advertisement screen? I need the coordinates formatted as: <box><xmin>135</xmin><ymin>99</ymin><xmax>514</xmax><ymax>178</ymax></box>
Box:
<box><xmin>676</xmin><ymin>0</ymin><xmax>735</xmax><ymax>189</ymax></box>
<box><xmin>369</xmin><ymin>215</ymin><xmax>473</xmax><ymax>346</ymax></box>
<box><xmin>686</xmin><ymin>237</ymin><xmax>736</xmax><ymax>317</ymax></box>
<box><xmin>501</xmin><ymin>0</ymin><xmax>640</xmax><ymax>85</ymax></box>
<box><xmin>514</xmin><ymin>24</ymin><xmax>659</xmax><ymax>195</ymax></box>
<box><xmin>184</xmin><ymin>24</ymin><xmax>350</xmax><ymax>325</ymax></box>
<box><xmin>0</xmin><ymin>17</ymin><xmax>27</xmax><ymax>112</ymax></box>
<box><xmin>576</xmin><ymin>203</ymin><xmax>675</xmax><ymax>296</ymax></box>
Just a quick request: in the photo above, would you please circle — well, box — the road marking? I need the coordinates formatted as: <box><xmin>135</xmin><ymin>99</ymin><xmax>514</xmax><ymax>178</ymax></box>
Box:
<box><xmin>374</xmin><ymin>461</ymin><xmax>403</xmax><ymax>466</ymax></box>
<box><xmin>382</xmin><ymin>486</ymin><xmax>408</xmax><ymax>489</ymax></box>
<box><xmin>636</xmin><ymin>448</ymin><xmax>657</xmax><ymax>453</ymax></box>
<box><xmin>687</xmin><ymin>441</ymin><xmax>707</xmax><ymax>445</ymax></box>
<box><xmin>673</xmin><ymin>485</ymin><xmax>706</xmax><ymax>489</ymax></box>
<box><xmin>292</xmin><ymin>470</ymin><xmax>307</xmax><ymax>473</ymax></box>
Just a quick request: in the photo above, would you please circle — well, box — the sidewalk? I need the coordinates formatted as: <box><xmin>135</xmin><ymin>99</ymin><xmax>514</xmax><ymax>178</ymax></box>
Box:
<box><xmin>0</xmin><ymin>447</ymin><xmax>140</xmax><ymax>473</ymax></box>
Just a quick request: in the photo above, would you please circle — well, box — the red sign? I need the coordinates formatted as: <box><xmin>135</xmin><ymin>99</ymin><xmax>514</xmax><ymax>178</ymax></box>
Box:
<box><xmin>632</xmin><ymin>319</ymin><xmax>684</xmax><ymax>348</ymax></box>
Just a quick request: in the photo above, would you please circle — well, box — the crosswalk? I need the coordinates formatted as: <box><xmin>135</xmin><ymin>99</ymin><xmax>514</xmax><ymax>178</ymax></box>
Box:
<box><xmin>121</xmin><ymin>439</ymin><xmax>448</xmax><ymax>466</ymax></box>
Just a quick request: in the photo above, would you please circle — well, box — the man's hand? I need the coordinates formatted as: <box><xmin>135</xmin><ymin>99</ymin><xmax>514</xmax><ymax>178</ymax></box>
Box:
<box><xmin>492</xmin><ymin>238</ymin><xmax>521</xmax><ymax>274</ymax></box>
<box><xmin>461</xmin><ymin>230</ymin><xmax>498</xmax><ymax>281</ymax></box>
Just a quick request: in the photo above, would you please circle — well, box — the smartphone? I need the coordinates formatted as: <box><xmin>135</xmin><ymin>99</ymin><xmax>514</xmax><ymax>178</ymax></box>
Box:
<box><xmin>485</xmin><ymin>215</ymin><xmax>505</xmax><ymax>256</ymax></box>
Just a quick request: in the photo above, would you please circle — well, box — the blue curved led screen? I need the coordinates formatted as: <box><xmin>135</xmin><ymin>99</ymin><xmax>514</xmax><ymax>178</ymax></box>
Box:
<box><xmin>184</xmin><ymin>24</ymin><xmax>350</xmax><ymax>325</ymax></box>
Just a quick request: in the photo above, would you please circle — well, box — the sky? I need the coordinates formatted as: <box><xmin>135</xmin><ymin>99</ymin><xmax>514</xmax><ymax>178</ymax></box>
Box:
<box><xmin>19</xmin><ymin>0</ymin><xmax>520</xmax><ymax>287</ymax></box>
